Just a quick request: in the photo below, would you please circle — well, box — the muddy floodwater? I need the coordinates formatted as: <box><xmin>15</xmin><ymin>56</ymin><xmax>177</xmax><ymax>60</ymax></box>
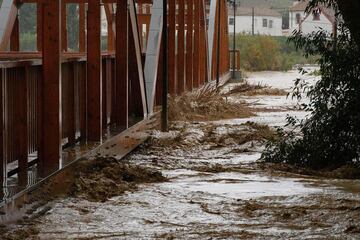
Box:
<box><xmin>7</xmin><ymin>70</ymin><xmax>360</xmax><ymax>239</ymax></box>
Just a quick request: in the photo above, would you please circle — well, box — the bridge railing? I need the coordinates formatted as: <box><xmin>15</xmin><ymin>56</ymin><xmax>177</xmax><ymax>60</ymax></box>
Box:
<box><xmin>0</xmin><ymin>52</ymin><xmax>137</xmax><ymax>199</ymax></box>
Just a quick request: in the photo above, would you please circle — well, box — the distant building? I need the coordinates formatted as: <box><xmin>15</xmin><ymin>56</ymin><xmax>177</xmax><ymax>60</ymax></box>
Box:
<box><xmin>289</xmin><ymin>0</ymin><xmax>335</xmax><ymax>35</ymax></box>
<box><xmin>228</xmin><ymin>7</ymin><xmax>283</xmax><ymax>36</ymax></box>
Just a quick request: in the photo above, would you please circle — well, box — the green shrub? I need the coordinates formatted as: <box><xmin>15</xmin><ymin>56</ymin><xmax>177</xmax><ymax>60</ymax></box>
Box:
<box><xmin>262</xmin><ymin>26</ymin><xmax>360</xmax><ymax>170</ymax></box>
<box><xmin>230</xmin><ymin>34</ymin><xmax>318</xmax><ymax>71</ymax></box>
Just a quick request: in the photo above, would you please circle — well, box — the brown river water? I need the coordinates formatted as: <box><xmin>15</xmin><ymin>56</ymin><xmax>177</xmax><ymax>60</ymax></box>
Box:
<box><xmin>3</xmin><ymin>70</ymin><xmax>360</xmax><ymax>239</ymax></box>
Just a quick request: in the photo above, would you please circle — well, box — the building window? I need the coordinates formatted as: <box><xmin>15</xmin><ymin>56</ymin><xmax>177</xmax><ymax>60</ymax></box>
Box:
<box><xmin>229</xmin><ymin>17</ymin><xmax>234</xmax><ymax>25</ymax></box>
<box><xmin>269</xmin><ymin>20</ymin><xmax>273</xmax><ymax>28</ymax></box>
<box><xmin>296</xmin><ymin>13</ymin><xmax>301</xmax><ymax>24</ymax></box>
<box><xmin>263</xmin><ymin>19</ymin><xmax>267</xmax><ymax>27</ymax></box>
<box><xmin>313</xmin><ymin>9</ymin><xmax>321</xmax><ymax>21</ymax></box>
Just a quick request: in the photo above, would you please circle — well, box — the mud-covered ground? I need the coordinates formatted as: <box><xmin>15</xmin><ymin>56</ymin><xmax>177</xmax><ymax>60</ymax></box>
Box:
<box><xmin>3</xmin><ymin>70</ymin><xmax>360</xmax><ymax>240</ymax></box>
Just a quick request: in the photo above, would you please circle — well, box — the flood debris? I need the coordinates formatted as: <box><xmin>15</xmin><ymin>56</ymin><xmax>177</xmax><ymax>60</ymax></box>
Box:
<box><xmin>169</xmin><ymin>80</ymin><xmax>288</xmax><ymax>122</ymax></box>
<box><xmin>224</xmin><ymin>80</ymin><xmax>287</xmax><ymax>96</ymax></box>
<box><xmin>169</xmin><ymin>84</ymin><xmax>254</xmax><ymax>121</ymax></box>
<box><xmin>71</xmin><ymin>157</ymin><xmax>167</xmax><ymax>202</ymax></box>
<box><xmin>146</xmin><ymin>121</ymin><xmax>276</xmax><ymax>150</ymax></box>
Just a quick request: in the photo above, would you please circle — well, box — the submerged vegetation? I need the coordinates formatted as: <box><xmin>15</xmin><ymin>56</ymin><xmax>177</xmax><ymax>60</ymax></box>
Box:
<box><xmin>231</xmin><ymin>34</ymin><xmax>318</xmax><ymax>71</ymax></box>
<box><xmin>263</xmin><ymin>23</ymin><xmax>360</xmax><ymax>172</ymax></box>
<box><xmin>168</xmin><ymin>80</ymin><xmax>287</xmax><ymax>122</ymax></box>
<box><xmin>224</xmin><ymin>80</ymin><xmax>287</xmax><ymax>96</ymax></box>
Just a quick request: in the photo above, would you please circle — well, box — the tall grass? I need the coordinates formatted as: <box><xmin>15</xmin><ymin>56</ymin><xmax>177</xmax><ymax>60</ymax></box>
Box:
<box><xmin>230</xmin><ymin>34</ymin><xmax>318</xmax><ymax>71</ymax></box>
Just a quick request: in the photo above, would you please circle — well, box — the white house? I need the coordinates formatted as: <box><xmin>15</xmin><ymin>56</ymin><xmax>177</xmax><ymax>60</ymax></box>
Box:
<box><xmin>289</xmin><ymin>0</ymin><xmax>335</xmax><ymax>35</ymax></box>
<box><xmin>228</xmin><ymin>7</ymin><xmax>283</xmax><ymax>36</ymax></box>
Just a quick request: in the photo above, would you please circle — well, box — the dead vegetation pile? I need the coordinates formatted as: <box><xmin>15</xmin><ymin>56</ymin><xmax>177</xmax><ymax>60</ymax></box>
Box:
<box><xmin>224</xmin><ymin>81</ymin><xmax>287</xmax><ymax>96</ymax></box>
<box><xmin>169</xmin><ymin>80</ymin><xmax>287</xmax><ymax>122</ymax></box>
<box><xmin>71</xmin><ymin>157</ymin><xmax>167</xmax><ymax>202</ymax></box>
<box><xmin>203</xmin><ymin>122</ymin><xmax>277</xmax><ymax>148</ymax></box>
<box><xmin>169</xmin><ymin>84</ymin><xmax>254</xmax><ymax>122</ymax></box>
<box><xmin>243</xmin><ymin>122</ymin><xmax>278</xmax><ymax>142</ymax></box>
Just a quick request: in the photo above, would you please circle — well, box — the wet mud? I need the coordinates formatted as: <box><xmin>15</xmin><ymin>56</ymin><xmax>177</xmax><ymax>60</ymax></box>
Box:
<box><xmin>71</xmin><ymin>157</ymin><xmax>167</xmax><ymax>202</ymax></box>
<box><xmin>2</xmin><ymin>69</ymin><xmax>360</xmax><ymax>239</ymax></box>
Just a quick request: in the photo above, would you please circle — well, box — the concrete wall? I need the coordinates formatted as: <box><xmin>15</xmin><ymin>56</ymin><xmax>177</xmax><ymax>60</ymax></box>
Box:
<box><xmin>228</xmin><ymin>15</ymin><xmax>282</xmax><ymax>36</ymax></box>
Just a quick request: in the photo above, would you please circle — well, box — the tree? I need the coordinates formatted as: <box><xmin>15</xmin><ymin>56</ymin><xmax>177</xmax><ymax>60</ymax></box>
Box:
<box><xmin>263</xmin><ymin>0</ymin><xmax>360</xmax><ymax>172</ymax></box>
<box><xmin>336</xmin><ymin>1</ymin><xmax>360</xmax><ymax>47</ymax></box>
<box><xmin>307</xmin><ymin>0</ymin><xmax>360</xmax><ymax>48</ymax></box>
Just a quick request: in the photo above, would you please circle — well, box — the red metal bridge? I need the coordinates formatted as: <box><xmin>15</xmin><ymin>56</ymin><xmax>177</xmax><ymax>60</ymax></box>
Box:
<box><xmin>0</xmin><ymin>0</ymin><xmax>235</xmax><ymax>211</ymax></box>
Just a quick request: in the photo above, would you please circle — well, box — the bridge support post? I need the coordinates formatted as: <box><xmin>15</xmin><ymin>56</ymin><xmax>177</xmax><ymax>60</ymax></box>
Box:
<box><xmin>61</xmin><ymin>1</ymin><xmax>67</xmax><ymax>51</ymax></box>
<box><xmin>15</xmin><ymin>68</ymin><xmax>28</xmax><ymax>186</ymax></box>
<box><xmin>87</xmin><ymin>0</ymin><xmax>102</xmax><ymax>142</ymax></box>
<box><xmin>39</xmin><ymin>0</ymin><xmax>62</xmax><ymax>177</ymax></box>
<box><xmin>177</xmin><ymin>0</ymin><xmax>185</xmax><ymax>94</ymax></box>
<box><xmin>37</xmin><ymin>3</ymin><xmax>43</xmax><ymax>51</ymax></box>
<box><xmin>168</xmin><ymin>0</ymin><xmax>176</xmax><ymax>95</ymax></box>
<box><xmin>115</xmin><ymin>0</ymin><xmax>128</xmax><ymax>130</ymax></box>
<box><xmin>186</xmin><ymin>0</ymin><xmax>193</xmax><ymax>91</ymax></box>
<box><xmin>193</xmin><ymin>0</ymin><xmax>200</xmax><ymax>88</ymax></box>
<box><xmin>199</xmin><ymin>0</ymin><xmax>207</xmax><ymax>84</ymax></box>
